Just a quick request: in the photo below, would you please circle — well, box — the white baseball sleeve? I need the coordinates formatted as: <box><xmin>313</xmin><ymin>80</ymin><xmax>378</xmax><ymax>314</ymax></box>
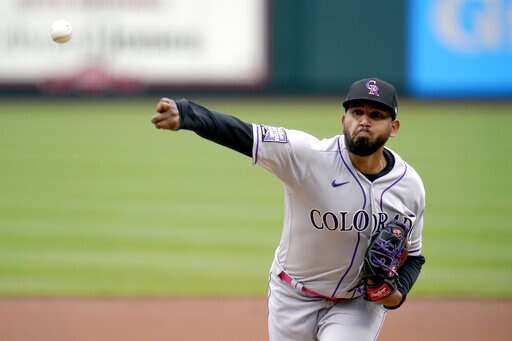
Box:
<box><xmin>252</xmin><ymin>124</ymin><xmax>316</xmax><ymax>188</ymax></box>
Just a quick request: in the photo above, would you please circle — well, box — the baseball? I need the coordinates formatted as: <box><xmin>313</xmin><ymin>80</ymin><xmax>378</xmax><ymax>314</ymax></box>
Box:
<box><xmin>50</xmin><ymin>19</ymin><xmax>72</xmax><ymax>43</ymax></box>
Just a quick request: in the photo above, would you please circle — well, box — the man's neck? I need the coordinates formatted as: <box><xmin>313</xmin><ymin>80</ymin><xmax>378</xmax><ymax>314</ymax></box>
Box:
<box><xmin>348</xmin><ymin>148</ymin><xmax>387</xmax><ymax>175</ymax></box>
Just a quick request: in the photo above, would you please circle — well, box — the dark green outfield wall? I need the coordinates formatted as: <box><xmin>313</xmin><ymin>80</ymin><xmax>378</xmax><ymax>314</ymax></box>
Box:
<box><xmin>269</xmin><ymin>0</ymin><xmax>406</xmax><ymax>94</ymax></box>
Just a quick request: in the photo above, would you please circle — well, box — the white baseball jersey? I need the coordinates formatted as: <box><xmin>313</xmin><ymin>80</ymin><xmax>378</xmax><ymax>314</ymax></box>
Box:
<box><xmin>252</xmin><ymin>124</ymin><xmax>425</xmax><ymax>299</ymax></box>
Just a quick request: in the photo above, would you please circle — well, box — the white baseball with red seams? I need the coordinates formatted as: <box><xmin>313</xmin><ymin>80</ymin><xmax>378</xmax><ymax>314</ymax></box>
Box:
<box><xmin>252</xmin><ymin>125</ymin><xmax>425</xmax><ymax>340</ymax></box>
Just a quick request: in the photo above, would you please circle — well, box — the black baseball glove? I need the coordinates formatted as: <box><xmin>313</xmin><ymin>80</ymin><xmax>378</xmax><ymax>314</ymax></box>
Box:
<box><xmin>356</xmin><ymin>220</ymin><xmax>409</xmax><ymax>302</ymax></box>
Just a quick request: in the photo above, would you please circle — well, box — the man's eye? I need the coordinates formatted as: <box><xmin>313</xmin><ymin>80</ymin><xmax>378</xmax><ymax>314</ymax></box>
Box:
<box><xmin>370</xmin><ymin>111</ymin><xmax>384</xmax><ymax>119</ymax></box>
<box><xmin>353</xmin><ymin>110</ymin><xmax>363</xmax><ymax>115</ymax></box>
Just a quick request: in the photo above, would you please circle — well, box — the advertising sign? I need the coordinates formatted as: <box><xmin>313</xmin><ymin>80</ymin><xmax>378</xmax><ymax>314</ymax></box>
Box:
<box><xmin>407</xmin><ymin>0</ymin><xmax>512</xmax><ymax>97</ymax></box>
<box><xmin>0</xmin><ymin>0</ymin><xmax>268</xmax><ymax>93</ymax></box>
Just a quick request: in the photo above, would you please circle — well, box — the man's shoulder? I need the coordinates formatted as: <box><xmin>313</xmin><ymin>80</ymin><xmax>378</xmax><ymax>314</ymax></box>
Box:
<box><xmin>275</xmin><ymin>127</ymin><xmax>340</xmax><ymax>152</ymax></box>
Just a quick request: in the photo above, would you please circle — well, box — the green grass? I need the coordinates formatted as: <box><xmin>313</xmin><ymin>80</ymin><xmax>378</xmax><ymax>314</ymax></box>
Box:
<box><xmin>1</xmin><ymin>98</ymin><xmax>511</xmax><ymax>298</ymax></box>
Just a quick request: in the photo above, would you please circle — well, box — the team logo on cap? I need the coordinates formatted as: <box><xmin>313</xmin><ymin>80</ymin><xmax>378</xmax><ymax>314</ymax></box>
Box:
<box><xmin>365</xmin><ymin>80</ymin><xmax>380</xmax><ymax>96</ymax></box>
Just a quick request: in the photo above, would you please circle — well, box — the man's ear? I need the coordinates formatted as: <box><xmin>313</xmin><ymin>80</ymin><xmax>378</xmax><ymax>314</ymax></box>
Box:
<box><xmin>390</xmin><ymin>119</ymin><xmax>400</xmax><ymax>137</ymax></box>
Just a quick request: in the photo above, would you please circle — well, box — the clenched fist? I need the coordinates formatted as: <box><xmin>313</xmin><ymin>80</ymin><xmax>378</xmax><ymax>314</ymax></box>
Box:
<box><xmin>151</xmin><ymin>97</ymin><xmax>180</xmax><ymax>130</ymax></box>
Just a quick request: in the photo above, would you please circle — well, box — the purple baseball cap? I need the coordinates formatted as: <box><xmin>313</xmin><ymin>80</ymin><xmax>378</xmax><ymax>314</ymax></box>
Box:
<box><xmin>342</xmin><ymin>78</ymin><xmax>398</xmax><ymax>120</ymax></box>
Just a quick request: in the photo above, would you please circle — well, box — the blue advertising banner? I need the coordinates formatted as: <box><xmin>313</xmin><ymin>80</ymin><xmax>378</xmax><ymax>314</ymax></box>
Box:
<box><xmin>407</xmin><ymin>0</ymin><xmax>512</xmax><ymax>97</ymax></box>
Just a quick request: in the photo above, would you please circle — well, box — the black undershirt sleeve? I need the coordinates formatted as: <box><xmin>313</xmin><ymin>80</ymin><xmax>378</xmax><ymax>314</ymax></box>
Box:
<box><xmin>384</xmin><ymin>255</ymin><xmax>426</xmax><ymax>309</ymax></box>
<box><xmin>175</xmin><ymin>98</ymin><xmax>254</xmax><ymax>157</ymax></box>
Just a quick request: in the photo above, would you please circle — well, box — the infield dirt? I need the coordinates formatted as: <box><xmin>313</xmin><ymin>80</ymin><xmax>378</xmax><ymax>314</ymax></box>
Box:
<box><xmin>0</xmin><ymin>298</ymin><xmax>510</xmax><ymax>340</ymax></box>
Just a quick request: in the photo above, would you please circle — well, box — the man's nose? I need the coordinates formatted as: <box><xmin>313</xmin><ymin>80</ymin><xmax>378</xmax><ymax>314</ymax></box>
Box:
<box><xmin>359</xmin><ymin>113</ymin><xmax>371</xmax><ymax>126</ymax></box>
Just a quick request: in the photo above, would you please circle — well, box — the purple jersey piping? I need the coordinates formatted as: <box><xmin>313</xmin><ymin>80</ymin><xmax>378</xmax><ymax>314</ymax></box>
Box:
<box><xmin>373</xmin><ymin>311</ymin><xmax>387</xmax><ymax>341</ymax></box>
<box><xmin>337</xmin><ymin>136</ymin><xmax>367</xmax><ymax>212</ymax></box>
<box><xmin>331</xmin><ymin>136</ymin><xmax>367</xmax><ymax>297</ymax></box>
<box><xmin>406</xmin><ymin>208</ymin><xmax>423</xmax><ymax>242</ymax></box>
<box><xmin>254</xmin><ymin>124</ymin><xmax>260</xmax><ymax>164</ymax></box>
<box><xmin>379</xmin><ymin>163</ymin><xmax>408</xmax><ymax>211</ymax></box>
<box><xmin>267</xmin><ymin>271</ymin><xmax>272</xmax><ymax>318</ymax></box>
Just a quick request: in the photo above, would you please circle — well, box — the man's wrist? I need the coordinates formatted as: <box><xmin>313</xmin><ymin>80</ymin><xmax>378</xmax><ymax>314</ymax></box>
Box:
<box><xmin>374</xmin><ymin>290</ymin><xmax>403</xmax><ymax>307</ymax></box>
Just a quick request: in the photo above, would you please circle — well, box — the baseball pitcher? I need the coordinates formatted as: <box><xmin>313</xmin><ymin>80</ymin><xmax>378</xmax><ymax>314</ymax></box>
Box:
<box><xmin>151</xmin><ymin>78</ymin><xmax>426</xmax><ymax>341</ymax></box>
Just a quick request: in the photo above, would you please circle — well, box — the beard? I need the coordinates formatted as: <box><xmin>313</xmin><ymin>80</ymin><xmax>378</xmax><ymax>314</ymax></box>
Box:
<box><xmin>343</xmin><ymin>128</ymin><xmax>390</xmax><ymax>156</ymax></box>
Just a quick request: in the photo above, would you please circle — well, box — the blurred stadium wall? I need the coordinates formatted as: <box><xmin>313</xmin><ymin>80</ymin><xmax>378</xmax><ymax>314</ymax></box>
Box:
<box><xmin>0</xmin><ymin>0</ymin><xmax>511</xmax><ymax>98</ymax></box>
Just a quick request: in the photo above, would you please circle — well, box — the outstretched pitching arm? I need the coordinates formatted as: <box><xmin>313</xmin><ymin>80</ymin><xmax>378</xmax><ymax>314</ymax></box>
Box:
<box><xmin>151</xmin><ymin>97</ymin><xmax>253</xmax><ymax>157</ymax></box>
